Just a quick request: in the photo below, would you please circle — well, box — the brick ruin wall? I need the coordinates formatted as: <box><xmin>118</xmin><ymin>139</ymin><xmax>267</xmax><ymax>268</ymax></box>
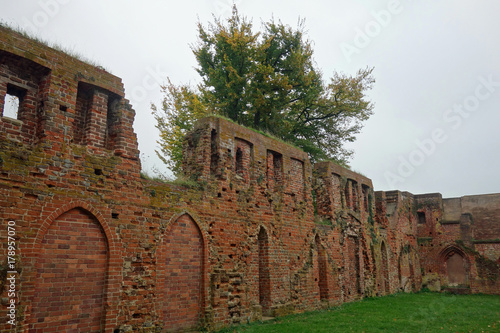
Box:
<box><xmin>0</xmin><ymin>26</ymin><xmax>498</xmax><ymax>332</ymax></box>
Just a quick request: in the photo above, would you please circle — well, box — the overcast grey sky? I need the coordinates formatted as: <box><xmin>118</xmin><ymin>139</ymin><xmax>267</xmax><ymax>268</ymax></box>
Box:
<box><xmin>1</xmin><ymin>0</ymin><xmax>499</xmax><ymax>198</ymax></box>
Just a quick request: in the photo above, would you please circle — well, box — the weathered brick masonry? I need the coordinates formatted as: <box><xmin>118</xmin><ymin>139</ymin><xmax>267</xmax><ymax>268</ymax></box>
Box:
<box><xmin>0</xmin><ymin>26</ymin><xmax>499</xmax><ymax>332</ymax></box>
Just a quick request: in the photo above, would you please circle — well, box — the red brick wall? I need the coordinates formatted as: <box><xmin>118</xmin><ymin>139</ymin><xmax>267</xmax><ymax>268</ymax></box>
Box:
<box><xmin>234</xmin><ymin>138</ymin><xmax>253</xmax><ymax>184</ymax></box>
<box><xmin>163</xmin><ymin>214</ymin><xmax>203</xmax><ymax>332</ymax></box>
<box><xmin>74</xmin><ymin>84</ymin><xmax>91</xmax><ymax>145</ymax></box>
<box><xmin>29</xmin><ymin>208</ymin><xmax>108</xmax><ymax>332</ymax></box>
<box><xmin>398</xmin><ymin>247</ymin><xmax>417</xmax><ymax>292</ymax></box>
<box><xmin>258</xmin><ymin>227</ymin><xmax>271</xmax><ymax>314</ymax></box>
<box><xmin>1</xmin><ymin>25</ymin><xmax>499</xmax><ymax>333</ymax></box>
<box><xmin>415</xmin><ymin>194</ymin><xmax>500</xmax><ymax>295</ymax></box>
<box><xmin>380</xmin><ymin>242</ymin><xmax>389</xmax><ymax>294</ymax></box>
<box><xmin>315</xmin><ymin>236</ymin><xmax>328</xmax><ymax>300</ymax></box>
<box><xmin>0</xmin><ymin>50</ymin><xmax>50</xmax><ymax>144</ymax></box>
<box><xmin>345</xmin><ymin>236</ymin><xmax>360</xmax><ymax>300</ymax></box>
<box><xmin>266</xmin><ymin>150</ymin><xmax>283</xmax><ymax>191</ymax></box>
<box><xmin>289</xmin><ymin>158</ymin><xmax>304</xmax><ymax>199</ymax></box>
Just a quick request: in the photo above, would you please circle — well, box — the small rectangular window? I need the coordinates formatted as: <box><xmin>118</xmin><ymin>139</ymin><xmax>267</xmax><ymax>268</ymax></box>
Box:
<box><xmin>235</xmin><ymin>147</ymin><xmax>244</xmax><ymax>175</ymax></box>
<box><xmin>267</xmin><ymin>150</ymin><xmax>283</xmax><ymax>190</ymax></box>
<box><xmin>362</xmin><ymin>185</ymin><xmax>370</xmax><ymax>212</ymax></box>
<box><xmin>345</xmin><ymin>179</ymin><xmax>359</xmax><ymax>211</ymax></box>
<box><xmin>210</xmin><ymin>129</ymin><xmax>219</xmax><ymax>176</ymax></box>
<box><xmin>3</xmin><ymin>94</ymin><xmax>19</xmax><ymax>118</ymax></box>
<box><xmin>234</xmin><ymin>138</ymin><xmax>253</xmax><ymax>182</ymax></box>
<box><xmin>3</xmin><ymin>84</ymin><xmax>27</xmax><ymax>119</ymax></box>
<box><xmin>272</xmin><ymin>152</ymin><xmax>283</xmax><ymax>181</ymax></box>
<box><xmin>351</xmin><ymin>180</ymin><xmax>359</xmax><ymax>212</ymax></box>
<box><xmin>417</xmin><ymin>212</ymin><xmax>426</xmax><ymax>224</ymax></box>
<box><xmin>344</xmin><ymin>181</ymin><xmax>351</xmax><ymax>209</ymax></box>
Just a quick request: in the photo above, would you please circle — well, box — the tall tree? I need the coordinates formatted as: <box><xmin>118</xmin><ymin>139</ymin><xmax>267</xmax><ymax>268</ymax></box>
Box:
<box><xmin>153</xmin><ymin>6</ymin><xmax>374</xmax><ymax>176</ymax></box>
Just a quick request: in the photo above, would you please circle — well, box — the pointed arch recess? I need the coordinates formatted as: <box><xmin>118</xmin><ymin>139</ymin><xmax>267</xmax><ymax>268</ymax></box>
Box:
<box><xmin>438</xmin><ymin>244</ymin><xmax>469</xmax><ymax>263</ymax></box>
<box><xmin>33</xmin><ymin>200</ymin><xmax>114</xmax><ymax>249</ymax></box>
<box><xmin>438</xmin><ymin>244</ymin><xmax>469</xmax><ymax>287</ymax></box>
<box><xmin>158</xmin><ymin>211</ymin><xmax>208</xmax><ymax>332</ymax></box>
<box><xmin>26</xmin><ymin>200</ymin><xmax>119</xmax><ymax>332</ymax></box>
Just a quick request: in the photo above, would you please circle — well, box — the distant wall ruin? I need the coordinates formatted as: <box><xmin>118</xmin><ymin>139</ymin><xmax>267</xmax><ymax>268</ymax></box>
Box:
<box><xmin>0</xmin><ymin>26</ymin><xmax>499</xmax><ymax>332</ymax></box>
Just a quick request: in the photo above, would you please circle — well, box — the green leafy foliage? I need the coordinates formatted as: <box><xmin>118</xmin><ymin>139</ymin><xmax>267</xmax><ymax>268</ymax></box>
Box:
<box><xmin>153</xmin><ymin>6</ymin><xmax>374</xmax><ymax>175</ymax></box>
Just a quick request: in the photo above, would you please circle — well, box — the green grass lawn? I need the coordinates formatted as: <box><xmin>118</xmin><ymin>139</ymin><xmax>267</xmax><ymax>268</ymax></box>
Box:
<box><xmin>217</xmin><ymin>292</ymin><xmax>500</xmax><ymax>332</ymax></box>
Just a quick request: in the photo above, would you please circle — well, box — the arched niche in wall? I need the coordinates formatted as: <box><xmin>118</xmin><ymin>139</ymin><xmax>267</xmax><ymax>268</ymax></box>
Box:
<box><xmin>161</xmin><ymin>213</ymin><xmax>206</xmax><ymax>332</ymax></box>
<box><xmin>30</xmin><ymin>207</ymin><xmax>108</xmax><ymax>332</ymax></box>
<box><xmin>439</xmin><ymin>245</ymin><xmax>469</xmax><ymax>287</ymax></box>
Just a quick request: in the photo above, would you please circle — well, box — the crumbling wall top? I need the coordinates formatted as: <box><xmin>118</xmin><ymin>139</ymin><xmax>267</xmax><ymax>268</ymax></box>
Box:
<box><xmin>0</xmin><ymin>25</ymin><xmax>125</xmax><ymax>96</ymax></box>
<box><xmin>314</xmin><ymin>161</ymin><xmax>373</xmax><ymax>189</ymax></box>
